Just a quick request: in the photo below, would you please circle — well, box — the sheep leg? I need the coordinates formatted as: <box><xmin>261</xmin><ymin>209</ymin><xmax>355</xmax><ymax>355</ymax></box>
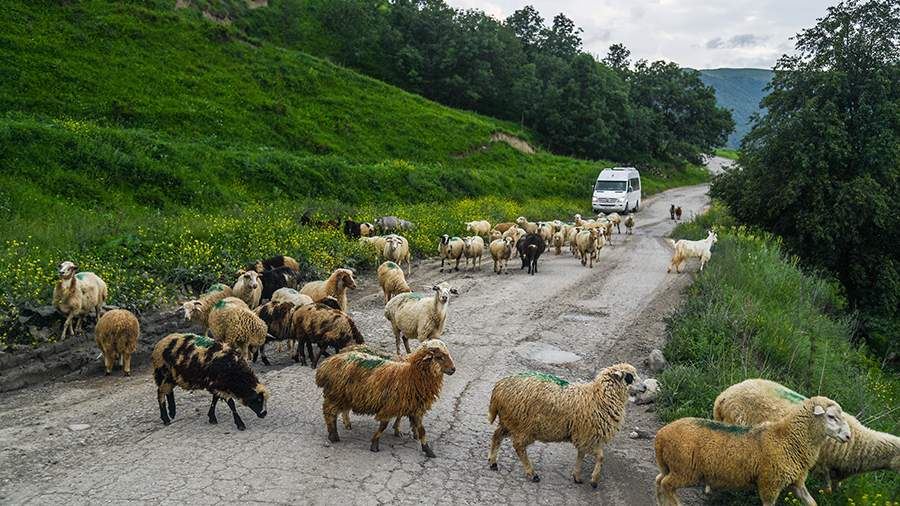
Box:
<box><xmin>102</xmin><ymin>350</ymin><xmax>115</xmax><ymax>375</ymax></box>
<box><xmin>657</xmin><ymin>473</ymin><xmax>688</xmax><ymax>506</ymax></box>
<box><xmin>392</xmin><ymin>327</ymin><xmax>403</xmax><ymax>356</ymax></box>
<box><xmin>572</xmin><ymin>448</ymin><xmax>586</xmax><ymax>483</ymax></box>
<box><xmin>440</xmin><ymin>257</ymin><xmax>446</xmax><ymax>273</ymax></box>
<box><xmin>208</xmin><ymin>394</ymin><xmax>220</xmax><ymax>424</ymax></box>
<box><xmin>311</xmin><ymin>344</ymin><xmax>325</xmax><ymax>368</ymax></box>
<box><xmin>589</xmin><ymin>446</ymin><xmax>604</xmax><ymax>488</ymax></box>
<box><xmin>410</xmin><ymin>415</ymin><xmax>435</xmax><ymax>458</ymax></box>
<box><xmin>392</xmin><ymin>416</ymin><xmax>403</xmax><ymax>437</ymax></box>
<box><xmin>341</xmin><ymin>410</ymin><xmax>352</xmax><ymax>430</ymax></box>
<box><xmin>512</xmin><ymin>436</ymin><xmax>538</xmax><ymax>481</ymax></box>
<box><xmin>323</xmin><ymin>400</ymin><xmax>340</xmax><ymax>442</ymax></box>
<box><xmin>122</xmin><ymin>353</ymin><xmax>132</xmax><ymax>376</ymax></box>
<box><xmin>488</xmin><ymin>425</ymin><xmax>508</xmax><ymax>470</ymax></box>
<box><xmin>406</xmin><ymin>256</ymin><xmax>411</xmax><ymax>276</ymax></box>
<box><xmin>402</xmin><ymin>335</ymin><xmax>411</xmax><ymax>354</ymax></box>
<box><xmin>292</xmin><ymin>338</ymin><xmax>307</xmax><ymax>365</ymax></box>
<box><xmin>304</xmin><ymin>339</ymin><xmax>316</xmax><ymax>368</ymax></box>
<box><xmin>62</xmin><ymin>313</ymin><xmax>75</xmax><ymax>339</ymax></box>
<box><xmin>369</xmin><ymin>420</ymin><xmax>390</xmax><ymax>452</ymax></box>
<box><xmin>787</xmin><ymin>482</ymin><xmax>815</xmax><ymax>506</ymax></box>
<box><xmin>225</xmin><ymin>398</ymin><xmax>246</xmax><ymax>431</ymax></box>
<box><xmin>259</xmin><ymin>343</ymin><xmax>271</xmax><ymax>366</ymax></box>
<box><xmin>154</xmin><ymin>367</ymin><xmax>175</xmax><ymax>425</ymax></box>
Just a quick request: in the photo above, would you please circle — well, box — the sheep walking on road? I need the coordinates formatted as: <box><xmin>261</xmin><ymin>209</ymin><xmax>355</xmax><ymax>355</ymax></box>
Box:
<box><xmin>384</xmin><ymin>283</ymin><xmax>458</xmax><ymax>355</ymax></box>
<box><xmin>377</xmin><ymin>261</ymin><xmax>411</xmax><ymax>303</ymax></box>
<box><xmin>463</xmin><ymin>236</ymin><xmax>484</xmax><ymax>271</ymax></box>
<box><xmin>300</xmin><ymin>268</ymin><xmax>357</xmax><ymax>312</ymax></box>
<box><xmin>667</xmin><ymin>230</ymin><xmax>717</xmax><ymax>273</ymax></box>
<box><xmin>95</xmin><ymin>309</ymin><xmax>139</xmax><ymax>376</ymax></box>
<box><xmin>438</xmin><ymin>235</ymin><xmax>465</xmax><ymax>273</ymax></box>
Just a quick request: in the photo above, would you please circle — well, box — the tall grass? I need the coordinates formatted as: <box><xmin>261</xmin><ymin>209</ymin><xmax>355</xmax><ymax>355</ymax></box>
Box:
<box><xmin>660</xmin><ymin>202</ymin><xmax>899</xmax><ymax>504</ymax></box>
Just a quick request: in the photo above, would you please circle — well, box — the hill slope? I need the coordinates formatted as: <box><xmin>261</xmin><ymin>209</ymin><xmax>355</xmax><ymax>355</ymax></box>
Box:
<box><xmin>698</xmin><ymin>68</ymin><xmax>773</xmax><ymax>148</ymax></box>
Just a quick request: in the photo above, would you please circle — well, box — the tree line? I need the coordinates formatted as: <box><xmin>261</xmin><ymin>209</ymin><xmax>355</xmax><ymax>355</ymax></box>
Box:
<box><xmin>236</xmin><ymin>0</ymin><xmax>734</xmax><ymax>164</ymax></box>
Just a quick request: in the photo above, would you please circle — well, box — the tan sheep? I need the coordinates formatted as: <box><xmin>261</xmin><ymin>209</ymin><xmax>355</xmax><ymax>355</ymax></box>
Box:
<box><xmin>300</xmin><ymin>268</ymin><xmax>357</xmax><ymax>312</ymax></box>
<box><xmin>359</xmin><ymin>236</ymin><xmax>387</xmax><ymax>261</ymax></box>
<box><xmin>53</xmin><ymin>261</ymin><xmax>108</xmax><ymax>339</ymax></box>
<box><xmin>181</xmin><ymin>283</ymin><xmax>233</xmax><ymax>333</ymax></box>
<box><xmin>270</xmin><ymin>287</ymin><xmax>313</xmax><ymax>306</ymax></box>
<box><xmin>493</xmin><ymin>222</ymin><xmax>515</xmax><ymax>233</ymax></box>
<box><xmin>94</xmin><ymin>309</ymin><xmax>139</xmax><ymax>376</ymax></box>
<box><xmin>489</xmin><ymin>237</ymin><xmax>514</xmax><ymax>274</ymax></box>
<box><xmin>575</xmin><ymin>228</ymin><xmax>600</xmax><ymax>268</ymax></box>
<box><xmin>606</xmin><ymin>212</ymin><xmax>622</xmax><ymax>234</ymax></box>
<box><xmin>383</xmin><ymin>234</ymin><xmax>412</xmax><ymax>275</ymax></box>
<box><xmin>207</xmin><ymin>298</ymin><xmax>266</xmax><ymax>360</ymax></box>
<box><xmin>438</xmin><ymin>235</ymin><xmax>465</xmax><ymax>272</ymax></box>
<box><xmin>465</xmin><ymin>220</ymin><xmax>491</xmax><ymax>238</ymax></box>
<box><xmin>515</xmin><ymin>216</ymin><xmax>538</xmax><ymax>234</ymax></box>
<box><xmin>655</xmin><ymin>396</ymin><xmax>851</xmax><ymax>506</ymax></box>
<box><xmin>502</xmin><ymin>226</ymin><xmax>525</xmax><ymax>245</ymax></box>
<box><xmin>624</xmin><ymin>215</ymin><xmax>634</xmax><ymax>234</ymax></box>
<box><xmin>488</xmin><ymin>364</ymin><xmax>639</xmax><ymax>487</ymax></box>
<box><xmin>233</xmin><ymin>270</ymin><xmax>262</xmax><ymax>309</ymax></box>
<box><xmin>377</xmin><ymin>261</ymin><xmax>411</xmax><ymax>303</ymax></box>
<box><xmin>384</xmin><ymin>283</ymin><xmax>458</xmax><ymax>355</ymax></box>
<box><xmin>713</xmin><ymin>378</ymin><xmax>900</xmax><ymax>494</ymax></box>
<box><xmin>359</xmin><ymin>222</ymin><xmax>376</xmax><ymax>237</ymax></box>
<box><xmin>537</xmin><ymin>222</ymin><xmax>554</xmax><ymax>242</ymax></box>
<box><xmin>551</xmin><ymin>231</ymin><xmax>565</xmax><ymax>255</ymax></box>
<box><xmin>489</xmin><ymin>229</ymin><xmax>503</xmax><ymax>243</ymax></box>
<box><xmin>463</xmin><ymin>236</ymin><xmax>484</xmax><ymax>271</ymax></box>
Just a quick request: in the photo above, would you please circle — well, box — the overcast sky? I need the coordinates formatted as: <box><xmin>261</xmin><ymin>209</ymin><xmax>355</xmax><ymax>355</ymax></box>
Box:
<box><xmin>447</xmin><ymin>0</ymin><xmax>834</xmax><ymax>69</ymax></box>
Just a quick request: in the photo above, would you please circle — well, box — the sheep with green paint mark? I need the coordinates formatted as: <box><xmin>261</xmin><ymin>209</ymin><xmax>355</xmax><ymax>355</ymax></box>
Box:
<box><xmin>181</xmin><ymin>283</ymin><xmax>233</xmax><ymax>332</ymax></box>
<box><xmin>53</xmin><ymin>261</ymin><xmax>108</xmax><ymax>339</ymax></box>
<box><xmin>438</xmin><ymin>235</ymin><xmax>465</xmax><ymax>272</ymax></box>
<box><xmin>713</xmin><ymin>378</ymin><xmax>900</xmax><ymax>494</ymax></box>
<box><xmin>487</xmin><ymin>363</ymin><xmax>639</xmax><ymax>487</ymax></box>
<box><xmin>377</xmin><ymin>261</ymin><xmax>411</xmax><ymax>303</ymax></box>
<box><xmin>207</xmin><ymin>297</ymin><xmax>266</xmax><ymax>360</ymax></box>
<box><xmin>384</xmin><ymin>282</ymin><xmax>458</xmax><ymax>355</ymax></box>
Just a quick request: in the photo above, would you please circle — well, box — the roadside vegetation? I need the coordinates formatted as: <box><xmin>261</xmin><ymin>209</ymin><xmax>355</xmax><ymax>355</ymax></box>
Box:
<box><xmin>714</xmin><ymin>148</ymin><xmax>739</xmax><ymax>161</ymax></box>
<box><xmin>660</xmin><ymin>202</ymin><xmax>899</xmax><ymax>503</ymax></box>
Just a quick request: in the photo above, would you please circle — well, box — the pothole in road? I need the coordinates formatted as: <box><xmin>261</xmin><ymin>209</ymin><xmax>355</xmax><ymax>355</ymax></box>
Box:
<box><xmin>516</xmin><ymin>342</ymin><xmax>582</xmax><ymax>364</ymax></box>
<box><xmin>560</xmin><ymin>309</ymin><xmax>609</xmax><ymax>321</ymax></box>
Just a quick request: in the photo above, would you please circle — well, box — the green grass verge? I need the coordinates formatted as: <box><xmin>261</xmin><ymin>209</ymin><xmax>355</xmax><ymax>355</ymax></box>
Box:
<box><xmin>714</xmin><ymin>147</ymin><xmax>740</xmax><ymax>160</ymax></box>
<box><xmin>659</xmin><ymin>202</ymin><xmax>899</xmax><ymax>504</ymax></box>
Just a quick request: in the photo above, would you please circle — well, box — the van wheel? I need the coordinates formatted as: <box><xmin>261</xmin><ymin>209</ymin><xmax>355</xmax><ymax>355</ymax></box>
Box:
<box><xmin>633</xmin><ymin>201</ymin><xmax>639</xmax><ymax>212</ymax></box>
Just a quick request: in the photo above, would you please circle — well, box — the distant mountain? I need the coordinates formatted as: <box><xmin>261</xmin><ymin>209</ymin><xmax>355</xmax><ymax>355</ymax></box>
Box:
<box><xmin>697</xmin><ymin>68</ymin><xmax>774</xmax><ymax>148</ymax></box>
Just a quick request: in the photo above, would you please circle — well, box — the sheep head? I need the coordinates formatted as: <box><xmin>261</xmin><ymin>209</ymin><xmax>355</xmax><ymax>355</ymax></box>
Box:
<box><xmin>808</xmin><ymin>397</ymin><xmax>851</xmax><ymax>443</ymax></box>
<box><xmin>240</xmin><ymin>270</ymin><xmax>260</xmax><ymax>290</ymax></box>
<box><xmin>418</xmin><ymin>339</ymin><xmax>455</xmax><ymax>376</ymax></box>
<box><xmin>240</xmin><ymin>383</ymin><xmax>269</xmax><ymax>419</ymax></box>
<box><xmin>58</xmin><ymin>261</ymin><xmax>77</xmax><ymax>279</ymax></box>
<box><xmin>335</xmin><ymin>268</ymin><xmax>356</xmax><ymax>290</ymax></box>
<box><xmin>181</xmin><ymin>300</ymin><xmax>204</xmax><ymax>322</ymax></box>
<box><xmin>431</xmin><ymin>283</ymin><xmax>458</xmax><ymax>304</ymax></box>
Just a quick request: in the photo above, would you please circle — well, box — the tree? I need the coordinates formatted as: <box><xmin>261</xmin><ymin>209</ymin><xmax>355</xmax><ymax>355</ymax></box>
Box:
<box><xmin>711</xmin><ymin>0</ymin><xmax>900</xmax><ymax>356</ymax></box>
<box><xmin>504</xmin><ymin>5</ymin><xmax>545</xmax><ymax>55</ymax></box>
<box><xmin>541</xmin><ymin>13</ymin><xmax>582</xmax><ymax>59</ymax></box>
<box><xmin>603</xmin><ymin>43</ymin><xmax>631</xmax><ymax>74</ymax></box>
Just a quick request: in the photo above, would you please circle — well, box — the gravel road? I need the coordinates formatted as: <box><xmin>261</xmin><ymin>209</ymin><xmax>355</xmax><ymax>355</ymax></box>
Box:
<box><xmin>0</xmin><ymin>166</ymin><xmax>720</xmax><ymax>505</ymax></box>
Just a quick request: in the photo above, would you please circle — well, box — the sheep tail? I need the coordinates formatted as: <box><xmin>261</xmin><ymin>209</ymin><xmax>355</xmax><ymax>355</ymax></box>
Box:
<box><xmin>488</xmin><ymin>394</ymin><xmax>499</xmax><ymax>424</ymax></box>
<box><xmin>348</xmin><ymin>318</ymin><xmax>364</xmax><ymax>344</ymax></box>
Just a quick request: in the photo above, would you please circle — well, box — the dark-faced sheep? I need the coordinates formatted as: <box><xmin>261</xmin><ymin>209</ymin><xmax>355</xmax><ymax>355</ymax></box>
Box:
<box><xmin>95</xmin><ymin>309</ymin><xmax>140</xmax><ymax>376</ymax></box>
<box><xmin>152</xmin><ymin>333</ymin><xmax>269</xmax><ymax>430</ymax></box>
<box><xmin>245</xmin><ymin>255</ymin><xmax>299</xmax><ymax>274</ymax></box>
<box><xmin>516</xmin><ymin>233</ymin><xmax>545</xmax><ymax>275</ymax></box>
<box><xmin>259</xmin><ymin>266</ymin><xmax>299</xmax><ymax>301</ymax></box>
<box><xmin>314</xmin><ymin>339</ymin><xmax>455</xmax><ymax>457</ymax></box>
<box><xmin>290</xmin><ymin>303</ymin><xmax>365</xmax><ymax>367</ymax></box>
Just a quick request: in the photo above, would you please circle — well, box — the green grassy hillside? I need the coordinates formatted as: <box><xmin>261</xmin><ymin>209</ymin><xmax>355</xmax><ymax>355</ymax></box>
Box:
<box><xmin>698</xmin><ymin>68</ymin><xmax>773</xmax><ymax>148</ymax></box>
<box><xmin>0</xmin><ymin>1</ymin><xmax>708</xmax><ymax>347</ymax></box>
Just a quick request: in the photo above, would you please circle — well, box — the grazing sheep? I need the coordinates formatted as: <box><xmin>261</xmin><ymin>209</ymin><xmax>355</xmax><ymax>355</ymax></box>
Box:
<box><xmin>515</xmin><ymin>216</ymin><xmax>539</xmax><ymax>234</ymax></box>
<box><xmin>271</xmin><ymin>287</ymin><xmax>313</xmax><ymax>306</ymax></box>
<box><xmin>494</xmin><ymin>222</ymin><xmax>515</xmax><ymax>233</ymax></box>
<box><xmin>489</xmin><ymin>229</ymin><xmax>503</xmax><ymax>243</ymax></box>
<box><xmin>438</xmin><ymin>235</ymin><xmax>465</xmax><ymax>273</ymax></box>
<box><xmin>314</xmin><ymin>339</ymin><xmax>456</xmax><ymax>457</ymax></box>
<box><xmin>290</xmin><ymin>303</ymin><xmax>365</xmax><ymax>367</ymax></box>
<box><xmin>246</xmin><ymin>255</ymin><xmax>299</xmax><ymax>274</ymax></box>
<box><xmin>624</xmin><ymin>215</ymin><xmax>634</xmax><ymax>234</ymax></box>
<box><xmin>95</xmin><ymin>309</ymin><xmax>139</xmax><ymax>376</ymax></box>
<box><xmin>259</xmin><ymin>266</ymin><xmax>299</xmax><ymax>301</ymax></box>
<box><xmin>488</xmin><ymin>364</ymin><xmax>639</xmax><ymax>486</ymax></box>
<box><xmin>360</xmin><ymin>236</ymin><xmax>387</xmax><ymax>261</ymax></box>
<box><xmin>551</xmin><ymin>231</ymin><xmax>565</xmax><ymax>255</ymax></box>
<box><xmin>253</xmin><ymin>301</ymin><xmax>297</xmax><ymax>365</ymax></box>
<box><xmin>517</xmin><ymin>233</ymin><xmax>545</xmax><ymax>275</ymax></box>
<box><xmin>343</xmin><ymin>219</ymin><xmax>362</xmax><ymax>239</ymax></box>
<box><xmin>383</xmin><ymin>234</ymin><xmax>412</xmax><ymax>275</ymax></box>
<box><xmin>233</xmin><ymin>270</ymin><xmax>263</xmax><ymax>309</ymax></box>
<box><xmin>465</xmin><ymin>220</ymin><xmax>491</xmax><ymax>238</ymax></box>
<box><xmin>377</xmin><ymin>261</ymin><xmax>411</xmax><ymax>303</ymax></box>
<box><xmin>655</xmin><ymin>396</ymin><xmax>851</xmax><ymax>506</ymax></box>
<box><xmin>376</xmin><ymin>216</ymin><xmax>411</xmax><ymax>233</ymax></box>
<box><xmin>384</xmin><ymin>283</ymin><xmax>458</xmax><ymax>355</ymax></box>
<box><xmin>152</xmin><ymin>333</ymin><xmax>268</xmax><ymax>430</ymax></box>
<box><xmin>181</xmin><ymin>284</ymin><xmax>232</xmax><ymax>331</ymax></box>
<box><xmin>397</xmin><ymin>219</ymin><xmax>413</xmax><ymax>231</ymax></box>
<box><xmin>575</xmin><ymin>229</ymin><xmax>600</xmax><ymax>268</ymax></box>
<box><xmin>713</xmin><ymin>379</ymin><xmax>900</xmax><ymax>494</ymax></box>
<box><xmin>667</xmin><ymin>230</ymin><xmax>718</xmax><ymax>273</ymax></box>
<box><xmin>207</xmin><ymin>299</ymin><xmax>266</xmax><ymax>360</ymax></box>
<box><xmin>463</xmin><ymin>236</ymin><xmax>485</xmax><ymax>271</ymax></box>
<box><xmin>300</xmin><ymin>268</ymin><xmax>357</xmax><ymax>312</ymax></box>
<box><xmin>359</xmin><ymin>222</ymin><xmax>375</xmax><ymax>237</ymax></box>
<box><xmin>53</xmin><ymin>261</ymin><xmax>108</xmax><ymax>339</ymax></box>
<box><xmin>490</xmin><ymin>237</ymin><xmax>514</xmax><ymax>274</ymax></box>
<box><xmin>675</xmin><ymin>206</ymin><xmax>683</xmax><ymax>221</ymax></box>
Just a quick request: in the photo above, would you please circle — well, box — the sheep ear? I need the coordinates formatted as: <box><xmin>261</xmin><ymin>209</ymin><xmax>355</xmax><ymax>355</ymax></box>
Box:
<box><xmin>432</xmin><ymin>285</ymin><xmax>441</xmax><ymax>292</ymax></box>
<box><xmin>813</xmin><ymin>405</ymin><xmax>826</xmax><ymax>416</ymax></box>
<box><xmin>611</xmin><ymin>370</ymin><xmax>623</xmax><ymax>380</ymax></box>
<box><xmin>449</xmin><ymin>288</ymin><xmax>459</xmax><ymax>295</ymax></box>
<box><xmin>624</xmin><ymin>373</ymin><xmax>634</xmax><ymax>385</ymax></box>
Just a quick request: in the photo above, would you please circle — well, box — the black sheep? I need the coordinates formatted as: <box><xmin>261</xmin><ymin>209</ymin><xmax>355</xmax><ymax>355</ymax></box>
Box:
<box><xmin>343</xmin><ymin>219</ymin><xmax>362</xmax><ymax>239</ymax></box>
<box><xmin>517</xmin><ymin>233</ymin><xmax>545</xmax><ymax>275</ymax></box>
<box><xmin>260</xmin><ymin>266</ymin><xmax>299</xmax><ymax>301</ymax></box>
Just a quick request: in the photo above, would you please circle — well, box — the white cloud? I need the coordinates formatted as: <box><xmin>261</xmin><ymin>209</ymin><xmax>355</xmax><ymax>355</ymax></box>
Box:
<box><xmin>445</xmin><ymin>0</ymin><xmax>835</xmax><ymax>69</ymax></box>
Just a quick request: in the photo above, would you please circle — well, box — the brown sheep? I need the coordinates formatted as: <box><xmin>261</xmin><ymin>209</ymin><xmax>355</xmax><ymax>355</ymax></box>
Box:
<box><xmin>300</xmin><ymin>268</ymin><xmax>357</xmax><ymax>311</ymax></box>
<box><xmin>314</xmin><ymin>340</ymin><xmax>455</xmax><ymax>457</ymax></box>
<box><xmin>253</xmin><ymin>301</ymin><xmax>297</xmax><ymax>365</ymax></box>
<box><xmin>207</xmin><ymin>298</ymin><xmax>265</xmax><ymax>360</ymax></box>
<box><xmin>377</xmin><ymin>261</ymin><xmax>411</xmax><ymax>303</ymax></box>
<box><xmin>290</xmin><ymin>303</ymin><xmax>365</xmax><ymax>367</ymax></box>
<box><xmin>181</xmin><ymin>283</ymin><xmax>232</xmax><ymax>331</ymax></box>
<box><xmin>94</xmin><ymin>309</ymin><xmax>140</xmax><ymax>376</ymax></box>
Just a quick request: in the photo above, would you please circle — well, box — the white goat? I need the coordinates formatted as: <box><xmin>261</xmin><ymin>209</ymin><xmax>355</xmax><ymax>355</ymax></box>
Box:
<box><xmin>667</xmin><ymin>230</ymin><xmax>718</xmax><ymax>273</ymax></box>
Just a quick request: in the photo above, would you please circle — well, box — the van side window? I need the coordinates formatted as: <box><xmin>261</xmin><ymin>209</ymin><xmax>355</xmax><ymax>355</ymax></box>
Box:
<box><xmin>630</xmin><ymin>177</ymin><xmax>640</xmax><ymax>191</ymax></box>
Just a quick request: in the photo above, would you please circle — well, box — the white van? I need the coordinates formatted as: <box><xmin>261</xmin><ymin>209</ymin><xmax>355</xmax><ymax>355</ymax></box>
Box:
<box><xmin>592</xmin><ymin>167</ymin><xmax>641</xmax><ymax>213</ymax></box>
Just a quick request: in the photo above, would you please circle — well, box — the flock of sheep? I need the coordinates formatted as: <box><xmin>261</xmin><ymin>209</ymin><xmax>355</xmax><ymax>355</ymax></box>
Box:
<box><xmin>47</xmin><ymin>211</ymin><xmax>898</xmax><ymax>506</ymax></box>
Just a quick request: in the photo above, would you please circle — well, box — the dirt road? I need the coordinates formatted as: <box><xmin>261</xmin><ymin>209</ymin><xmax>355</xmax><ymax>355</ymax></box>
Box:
<box><xmin>0</xmin><ymin>169</ymin><xmax>718</xmax><ymax>505</ymax></box>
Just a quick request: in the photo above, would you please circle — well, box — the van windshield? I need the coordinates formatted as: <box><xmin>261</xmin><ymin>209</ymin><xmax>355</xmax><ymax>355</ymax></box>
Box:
<box><xmin>595</xmin><ymin>180</ymin><xmax>627</xmax><ymax>192</ymax></box>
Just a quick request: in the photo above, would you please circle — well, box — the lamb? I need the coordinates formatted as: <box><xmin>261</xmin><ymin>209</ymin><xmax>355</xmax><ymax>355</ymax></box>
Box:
<box><xmin>515</xmin><ymin>216</ymin><xmax>539</xmax><ymax>234</ymax></box>
<box><xmin>377</xmin><ymin>261</ymin><xmax>411</xmax><ymax>303</ymax></box>
<box><xmin>462</xmin><ymin>236</ymin><xmax>485</xmax><ymax>271</ymax></box>
<box><xmin>517</xmin><ymin>233</ymin><xmax>545</xmax><ymax>275</ymax></box>
<box><xmin>490</xmin><ymin>237</ymin><xmax>514</xmax><ymax>274</ymax></box>
<box><xmin>655</xmin><ymin>395</ymin><xmax>851</xmax><ymax>506</ymax></box>
<box><xmin>253</xmin><ymin>301</ymin><xmax>297</xmax><ymax>365</ymax></box>
<box><xmin>624</xmin><ymin>215</ymin><xmax>634</xmax><ymax>234</ymax></box>
<box><xmin>94</xmin><ymin>309</ymin><xmax>139</xmax><ymax>376</ymax></box>
<box><xmin>152</xmin><ymin>333</ymin><xmax>268</xmax><ymax>430</ymax></box>
<box><xmin>667</xmin><ymin>230</ymin><xmax>717</xmax><ymax>273</ymax></box>
<box><xmin>207</xmin><ymin>298</ymin><xmax>267</xmax><ymax>360</ymax></box>
<box><xmin>713</xmin><ymin>378</ymin><xmax>900</xmax><ymax>494</ymax></box>
<box><xmin>383</xmin><ymin>234</ymin><xmax>412</xmax><ymax>275</ymax></box>
<box><xmin>551</xmin><ymin>231</ymin><xmax>565</xmax><ymax>255</ymax></box>
<box><xmin>300</xmin><ymin>268</ymin><xmax>357</xmax><ymax>311</ymax></box>
<box><xmin>488</xmin><ymin>363</ymin><xmax>639</xmax><ymax>486</ymax></box>
<box><xmin>245</xmin><ymin>255</ymin><xmax>299</xmax><ymax>274</ymax></box>
<box><xmin>233</xmin><ymin>270</ymin><xmax>262</xmax><ymax>309</ymax></box>
<box><xmin>271</xmin><ymin>287</ymin><xmax>313</xmax><ymax>306</ymax></box>
<box><xmin>314</xmin><ymin>339</ymin><xmax>455</xmax><ymax>457</ymax></box>
<box><xmin>384</xmin><ymin>283</ymin><xmax>458</xmax><ymax>355</ymax></box>
<box><xmin>438</xmin><ymin>235</ymin><xmax>465</xmax><ymax>272</ymax></box>
<box><xmin>53</xmin><ymin>261</ymin><xmax>108</xmax><ymax>339</ymax></box>
<box><xmin>181</xmin><ymin>283</ymin><xmax>233</xmax><ymax>331</ymax></box>
<box><xmin>493</xmin><ymin>222</ymin><xmax>515</xmax><ymax>233</ymax></box>
<box><xmin>575</xmin><ymin>228</ymin><xmax>600</xmax><ymax>268</ymax></box>
<box><xmin>290</xmin><ymin>303</ymin><xmax>365</xmax><ymax>367</ymax></box>
<box><xmin>465</xmin><ymin>220</ymin><xmax>491</xmax><ymax>238</ymax></box>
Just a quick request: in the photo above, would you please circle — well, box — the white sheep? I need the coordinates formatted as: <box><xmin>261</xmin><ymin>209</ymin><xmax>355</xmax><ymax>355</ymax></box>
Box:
<box><xmin>462</xmin><ymin>236</ymin><xmax>484</xmax><ymax>271</ymax></box>
<box><xmin>515</xmin><ymin>216</ymin><xmax>538</xmax><ymax>234</ymax></box>
<box><xmin>489</xmin><ymin>237</ymin><xmax>514</xmax><ymax>274</ymax></box>
<box><xmin>575</xmin><ymin>229</ymin><xmax>600</xmax><ymax>268</ymax></box>
<box><xmin>607</xmin><ymin>212</ymin><xmax>622</xmax><ymax>234</ymax></box>
<box><xmin>383</xmin><ymin>234</ymin><xmax>412</xmax><ymax>275</ymax></box>
<box><xmin>537</xmin><ymin>222</ymin><xmax>554</xmax><ymax>242</ymax></box>
<box><xmin>502</xmin><ymin>226</ymin><xmax>525</xmax><ymax>245</ymax></box>
<box><xmin>551</xmin><ymin>231</ymin><xmax>565</xmax><ymax>255</ymax></box>
<box><xmin>465</xmin><ymin>220</ymin><xmax>491</xmax><ymax>238</ymax></box>
<box><xmin>383</xmin><ymin>282</ymin><xmax>458</xmax><ymax>355</ymax></box>
<box><xmin>624</xmin><ymin>215</ymin><xmax>634</xmax><ymax>234</ymax></box>
<box><xmin>270</xmin><ymin>287</ymin><xmax>313</xmax><ymax>306</ymax></box>
<box><xmin>713</xmin><ymin>378</ymin><xmax>900</xmax><ymax>494</ymax></box>
<box><xmin>233</xmin><ymin>270</ymin><xmax>262</xmax><ymax>309</ymax></box>
<box><xmin>667</xmin><ymin>230</ymin><xmax>718</xmax><ymax>273</ymax></box>
<box><xmin>53</xmin><ymin>261</ymin><xmax>108</xmax><ymax>339</ymax></box>
<box><xmin>438</xmin><ymin>235</ymin><xmax>465</xmax><ymax>272</ymax></box>
<box><xmin>655</xmin><ymin>396</ymin><xmax>851</xmax><ymax>506</ymax></box>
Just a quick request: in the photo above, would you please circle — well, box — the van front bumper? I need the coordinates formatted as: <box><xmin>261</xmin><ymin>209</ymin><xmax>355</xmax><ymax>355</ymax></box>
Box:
<box><xmin>592</xmin><ymin>203</ymin><xmax>627</xmax><ymax>213</ymax></box>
